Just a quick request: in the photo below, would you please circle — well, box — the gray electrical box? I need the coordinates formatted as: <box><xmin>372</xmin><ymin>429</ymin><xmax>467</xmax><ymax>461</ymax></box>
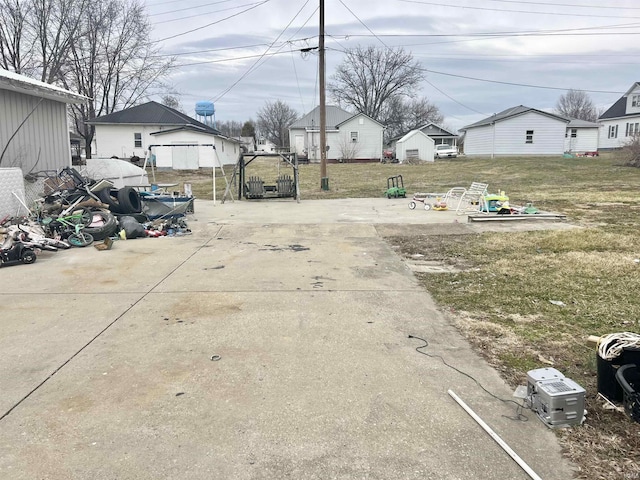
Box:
<box><xmin>526</xmin><ymin>367</ymin><xmax>586</xmax><ymax>428</ymax></box>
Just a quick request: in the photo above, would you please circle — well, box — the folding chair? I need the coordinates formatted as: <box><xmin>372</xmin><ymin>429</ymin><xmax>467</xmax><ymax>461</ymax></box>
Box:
<box><xmin>455</xmin><ymin>182</ymin><xmax>489</xmax><ymax>215</ymax></box>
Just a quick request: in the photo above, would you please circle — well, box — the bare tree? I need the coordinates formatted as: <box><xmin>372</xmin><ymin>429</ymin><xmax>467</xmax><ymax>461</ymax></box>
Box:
<box><xmin>381</xmin><ymin>96</ymin><xmax>444</xmax><ymax>142</ymax></box>
<box><xmin>216</xmin><ymin>120</ymin><xmax>243</xmax><ymax>137</ymax></box>
<box><xmin>32</xmin><ymin>0</ymin><xmax>88</xmax><ymax>83</ymax></box>
<box><xmin>161</xmin><ymin>94</ymin><xmax>184</xmax><ymax>113</ymax></box>
<box><xmin>336</xmin><ymin>134</ymin><xmax>361</xmax><ymax>163</ymax></box>
<box><xmin>623</xmin><ymin>133</ymin><xmax>640</xmax><ymax>167</ymax></box>
<box><xmin>329</xmin><ymin>45</ymin><xmax>424</xmax><ymax>121</ymax></box>
<box><xmin>64</xmin><ymin>0</ymin><xmax>173</xmax><ymax>158</ymax></box>
<box><xmin>555</xmin><ymin>89</ymin><xmax>599</xmax><ymax>122</ymax></box>
<box><xmin>256</xmin><ymin>100</ymin><xmax>298</xmax><ymax>147</ymax></box>
<box><xmin>0</xmin><ymin>0</ymin><xmax>33</xmax><ymax>74</ymax></box>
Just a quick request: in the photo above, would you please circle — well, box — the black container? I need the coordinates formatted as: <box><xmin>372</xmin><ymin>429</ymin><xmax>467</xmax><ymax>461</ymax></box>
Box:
<box><xmin>615</xmin><ymin>364</ymin><xmax>640</xmax><ymax>422</ymax></box>
<box><xmin>597</xmin><ymin>347</ymin><xmax>640</xmax><ymax>402</ymax></box>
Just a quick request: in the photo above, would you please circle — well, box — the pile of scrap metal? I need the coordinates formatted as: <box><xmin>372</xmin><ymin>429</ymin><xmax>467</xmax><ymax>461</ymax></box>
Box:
<box><xmin>0</xmin><ymin>167</ymin><xmax>192</xmax><ymax>267</ymax></box>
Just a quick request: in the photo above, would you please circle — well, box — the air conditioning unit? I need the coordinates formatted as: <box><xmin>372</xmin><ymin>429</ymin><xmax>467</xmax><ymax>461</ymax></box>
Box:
<box><xmin>525</xmin><ymin>367</ymin><xmax>586</xmax><ymax>428</ymax></box>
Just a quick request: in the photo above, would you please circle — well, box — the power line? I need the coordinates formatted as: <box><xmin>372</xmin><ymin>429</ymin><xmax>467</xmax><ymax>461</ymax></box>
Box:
<box><xmin>398</xmin><ymin>0</ymin><xmax>640</xmax><ymax>20</ymax></box>
<box><xmin>335</xmin><ymin>0</ymin><xmax>483</xmax><ymax>119</ymax></box>
<box><xmin>149</xmin><ymin>0</ymin><xmax>235</xmax><ymax>17</ymax></box>
<box><xmin>483</xmin><ymin>0</ymin><xmax>640</xmax><ymax>10</ymax></box>
<box><xmin>153</xmin><ymin>2</ymin><xmax>265</xmax><ymax>25</ymax></box>
<box><xmin>212</xmin><ymin>0</ymin><xmax>312</xmax><ymax>103</ymax></box>
<box><xmin>420</xmin><ymin>67</ymin><xmax>626</xmax><ymax>94</ymax></box>
<box><xmin>153</xmin><ymin>0</ymin><xmax>270</xmax><ymax>43</ymax></box>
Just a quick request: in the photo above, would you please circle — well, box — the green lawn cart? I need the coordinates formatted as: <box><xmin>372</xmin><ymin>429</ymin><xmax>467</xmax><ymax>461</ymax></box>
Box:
<box><xmin>385</xmin><ymin>175</ymin><xmax>406</xmax><ymax>198</ymax></box>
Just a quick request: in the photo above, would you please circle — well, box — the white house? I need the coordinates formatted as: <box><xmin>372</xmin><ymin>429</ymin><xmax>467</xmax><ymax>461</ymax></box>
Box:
<box><xmin>288</xmin><ymin>105</ymin><xmax>384</xmax><ymax>162</ymax></box>
<box><xmin>598</xmin><ymin>82</ymin><xmax>640</xmax><ymax>150</ymax></box>
<box><xmin>87</xmin><ymin>101</ymin><xmax>240</xmax><ymax>168</ymax></box>
<box><xmin>388</xmin><ymin>123</ymin><xmax>458</xmax><ymax>151</ymax></box>
<box><xmin>0</xmin><ymin>69</ymin><xmax>86</xmax><ymax>172</ymax></box>
<box><xmin>564</xmin><ymin>119</ymin><xmax>600</xmax><ymax>154</ymax></box>
<box><xmin>395</xmin><ymin>130</ymin><xmax>435</xmax><ymax>163</ymax></box>
<box><xmin>460</xmin><ymin>106</ymin><xmax>569</xmax><ymax>156</ymax></box>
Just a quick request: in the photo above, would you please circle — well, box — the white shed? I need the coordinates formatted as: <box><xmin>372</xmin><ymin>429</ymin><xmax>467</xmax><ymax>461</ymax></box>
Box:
<box><xmin>460</xmin><ymin>106</ymin><xmax>569</xmax><ymax>156</ymax></box>
<box><xmin>0</xmin><ymin>69</ymin><xmax>86</xmax><ymax>172</ymax></box>
<box><xmin>149</xmin><ymin>126</ymin><xmax>239</xmax><ymax>169</ymax></box>
<box><xmin>396</xmin><ymin>130</ymin><xmax>435</xmax><ymax>163</ymax></box>
<box><xmin>564</xmin><ymin>119</ymin><xmax>600</xmax><ymax>154</ymax></box>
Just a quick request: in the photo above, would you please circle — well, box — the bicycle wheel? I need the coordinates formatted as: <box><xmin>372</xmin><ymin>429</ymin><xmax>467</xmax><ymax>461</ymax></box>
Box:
<box><xmin>80</xmin><ymin>208</ymin><xmax>93</xmax><ymax>227</ymax></box>
<box><xmin>68</xmin><ymin>231</ymin><xmax>94</xmax><ymax>247</ymax></box>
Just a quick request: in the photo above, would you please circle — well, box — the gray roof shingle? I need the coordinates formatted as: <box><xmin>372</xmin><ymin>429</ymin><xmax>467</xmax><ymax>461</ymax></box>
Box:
<box><xmin>461</xmin><ymin>105</ymin><xmax>568</xmax><ymax>130</ymax></box>
<box><xmin>290</xmin><ymin>105</ymin><xmax>354</xmax><ymax>129</ymax></box>
<box><xmin>87</xmin><ymin>101</ymin><xmax>220</xmax><ymax>134</ymax></box>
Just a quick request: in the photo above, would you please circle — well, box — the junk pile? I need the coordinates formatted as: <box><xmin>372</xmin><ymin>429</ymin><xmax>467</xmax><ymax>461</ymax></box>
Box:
<box><xmin>0</xmin><ymin>167</ymin><xmax>193</xmax><ymax>267</ymax></box>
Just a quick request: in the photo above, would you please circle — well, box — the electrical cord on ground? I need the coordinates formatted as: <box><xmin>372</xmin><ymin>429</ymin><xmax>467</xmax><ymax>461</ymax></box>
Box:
<box><xmin>408</xmin><ymin>334</ymin><xmax>529</xmax><ymax>422</ymax></box>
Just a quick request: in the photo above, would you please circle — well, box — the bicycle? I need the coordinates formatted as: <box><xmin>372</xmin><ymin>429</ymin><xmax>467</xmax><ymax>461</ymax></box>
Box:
<box><xmin>39</xmin><ymin>204</ymin><xmax>94</xmax><ymax>247</ymax></box>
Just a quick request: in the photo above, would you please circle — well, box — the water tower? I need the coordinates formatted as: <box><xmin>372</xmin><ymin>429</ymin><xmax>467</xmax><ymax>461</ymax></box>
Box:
<box><xmin>195</xmin><ymin>101</ymin><xmax>215</xmax><ymax>128</ymax></box>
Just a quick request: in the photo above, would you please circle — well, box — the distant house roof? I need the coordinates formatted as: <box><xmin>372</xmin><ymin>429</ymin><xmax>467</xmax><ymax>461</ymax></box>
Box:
<box><xmin>461</xmin><ymin>105</ymin><xmax>569</xmax><ymax>131</ymax></box>
<box><xmin>567</xmin><ymin>119</ymin><xmax>600</xmax><ymax>128</ymax></box>
<box><xmin>87</xmin><ymin>101</ymin><xmax>221</xmax><ymax>134</ymax></box>
<box><xmin>390</xmin><ymin>122</ymin><xmax>457</xmax><ymax>143</ymax></box>
<box><xmin>290</xmin><ymin>105</ymin><xmax>354</xmax><ymax>129</ymax></box>
<box><xmin>397</xmin><ymin>129</ymin><xmax>432</xmax><ymax>143</ymax></box>
<box><xmin>0</xmin><ymin>68</ymin><xmax>86</xmax><ymax>104</ymax></box>
<box><xmin>598</xmin><ymin>83</ymin><xmax>640</xmax><ymax>121</ymax></box>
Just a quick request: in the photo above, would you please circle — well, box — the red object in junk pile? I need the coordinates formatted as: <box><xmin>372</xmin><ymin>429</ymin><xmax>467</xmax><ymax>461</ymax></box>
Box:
<box><xmin>145</xmin><ymin>230</ymin><xmax>166</xmax><ymax>237</ymax></box>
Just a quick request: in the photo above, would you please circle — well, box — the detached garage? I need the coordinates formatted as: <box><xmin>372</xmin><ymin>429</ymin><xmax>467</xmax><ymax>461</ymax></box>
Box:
<box><xmin>396</xmin><ymin>130</ymin><xmax>435</xmax><ymax>163</ymax></box>
<box><xmin>0</xmin><ymin>69</ymin><xmax>86</xmax><ymax>172</ymax></box>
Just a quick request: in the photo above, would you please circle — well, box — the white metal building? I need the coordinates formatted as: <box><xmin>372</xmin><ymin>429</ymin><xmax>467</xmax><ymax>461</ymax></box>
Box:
<box><xmin>460</xmin><ymin>106</ymin><xmax>569</xmax><ymax>156</ymax></box>
<box><xmin>0</xmin><ymin>69</ymin><xmax>86</xmax><ymax>172</ymax></box>
<box><xmin>395</xmin><ymin>130</ymin><xmax>435</xmax><ymax>162</ymax></box>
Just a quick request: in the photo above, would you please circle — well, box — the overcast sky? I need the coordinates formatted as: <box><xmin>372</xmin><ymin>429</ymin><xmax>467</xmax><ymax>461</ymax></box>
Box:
<box><xmin>144</xmin><ymin>0</ymin><xmax>640</xmax><ymax>131</ymax></box>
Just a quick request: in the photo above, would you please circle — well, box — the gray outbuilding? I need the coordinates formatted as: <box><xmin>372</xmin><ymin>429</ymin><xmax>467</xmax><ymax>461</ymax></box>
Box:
<box><xmin>0</xmin><ymin>69</ymin><xmax>86</xmax><ymax>173</ymax></box>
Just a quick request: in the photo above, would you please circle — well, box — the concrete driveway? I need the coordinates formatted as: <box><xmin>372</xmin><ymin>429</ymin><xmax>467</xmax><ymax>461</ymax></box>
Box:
<box><xmin>0</xmin><ymin>198</ymin><xmax>575</xmax><ymax>479</ymax></box>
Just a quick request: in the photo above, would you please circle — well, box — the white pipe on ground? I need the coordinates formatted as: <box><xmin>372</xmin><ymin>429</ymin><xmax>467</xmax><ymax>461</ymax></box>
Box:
<box><xmin>447</xmin><ymin>389</ymin><xmax>542</xmax><ymax>480</ymax></box>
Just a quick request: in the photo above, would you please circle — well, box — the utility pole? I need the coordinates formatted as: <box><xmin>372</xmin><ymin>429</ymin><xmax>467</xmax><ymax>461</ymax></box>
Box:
<box><xmin>319</xmin><ymin>0</ymin><xmax>328</xmax><ymax>190</ymax></box>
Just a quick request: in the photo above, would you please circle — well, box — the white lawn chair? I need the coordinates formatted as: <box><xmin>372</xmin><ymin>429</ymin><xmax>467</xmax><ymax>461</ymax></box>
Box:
<box><xmin>455</xmin><ymin>182</ymin><xmax>489</xmax><ymax>215</ymax></box>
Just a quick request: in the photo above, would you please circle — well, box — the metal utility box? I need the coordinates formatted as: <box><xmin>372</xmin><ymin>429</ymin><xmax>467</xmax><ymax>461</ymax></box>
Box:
<box><xmin>526</xmin><ymin>368</ymin><xmax>586</xmax><ymax>428</ymax></box>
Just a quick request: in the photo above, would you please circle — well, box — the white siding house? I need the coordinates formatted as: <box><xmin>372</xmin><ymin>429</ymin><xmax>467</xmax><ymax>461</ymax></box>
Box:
<box><xmin>149</xmin><ymin>127</ymin><xmax>238</xmax><ymax>169</ymax></box>
<box><xmin>288</xmin><ymin>106</ymin><xmax>384</xmax><ymax>162</ymax></box>
<box><xmin>598</xmin><ymin>82</ymin><xmax>640</xmax><ymax>150</ymax></box>
<box><xmin>396</xmin><ymin>130</ymin><xmax>435</xmax><ymax>162</ymax></box>
<box><xmin>87</xmin><ymin>101</ymin><xmax>239</xmax><ymax>168</ymax></box>
<box><xmin>564</xmin><ymin>119</ymin><xmax>600</xmax><ymax>154</ymax></box>
<box><xmin>460</xmin><ymin>106</ymin><xmax>569</xmax><ymax>156</ymax></box>
<box><xmin>0</xmin><ymin>69</ymin><xmax>86</xmax><ymax>172</ymax></box>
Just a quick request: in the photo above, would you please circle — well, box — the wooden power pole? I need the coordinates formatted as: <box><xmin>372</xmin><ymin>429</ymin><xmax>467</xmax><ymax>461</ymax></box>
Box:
<box><xmin>319</xmin><ymin>0</ymin><xmax>328</xmax><ymax>190</ymax></box>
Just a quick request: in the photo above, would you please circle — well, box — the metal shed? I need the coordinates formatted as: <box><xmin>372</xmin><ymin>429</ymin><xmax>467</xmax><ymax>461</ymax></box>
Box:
<box><xmin>0</xmin><ymin>70</ymin><xmax>86</xmax><ymax>173</ymax></box>
<box><xmin>396</xmin><ymin>129</ymin><xmax>435</xmax><ymax>163</ymax></box>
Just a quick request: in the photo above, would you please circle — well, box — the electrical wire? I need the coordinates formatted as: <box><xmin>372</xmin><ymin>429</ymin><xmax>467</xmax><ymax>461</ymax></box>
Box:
<box><xmin>153</xmin><ymin>2</ymin><xmax>265</xmax><ymax>25</ymax></box>
<box><xmin>212</xmin><ymin>0</ymin><xmax>312</xmax><ymax>103</ymax></box>
<box><xmin>482</xmin><ymin>0</ymin><xmax>640</xmax><ymax>10</ymax></box>
<box><xmin>408</xmin><ymin>334</ymin><xmax>528</xmax><ymax>422</ymax></box>
<box><xmin>398</xmin><ymin>0</ymin><xmax>640</xmax><ymax>20</ymax></box>
<box><xmin>153</xmin><ymin>0</ymin><xmax>270</xmax><ymax>43</ymax></box>
<box><xmin>597</xmin><ymin>332</ymin><xmax>640</xmax><ymax>361</ymax></box>
<box><xmin>149</xmin><ymin>0</ymin><xmax>235</xmax><ymax>17</ymax></box>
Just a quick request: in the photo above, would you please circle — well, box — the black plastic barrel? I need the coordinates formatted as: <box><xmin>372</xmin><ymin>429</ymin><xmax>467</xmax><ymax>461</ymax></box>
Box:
<box><xmin>597</xmin><ymin>347</ymin><xmax>640</xmax><ymax>402</ymax></box>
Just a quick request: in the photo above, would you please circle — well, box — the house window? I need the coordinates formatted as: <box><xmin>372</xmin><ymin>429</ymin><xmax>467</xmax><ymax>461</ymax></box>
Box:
<box><xmin>570</xmin><ymin>129</ymin><xmax>577</xmax><ymax>138</ymax></box>
<box><xmin>134</xmin><ymin>132</ymin><xmax>142</xmax><ymax>148</ymax></box>
<box><xmin>632</xmin><ymin>95</ymin><xmax>640</xmax><ymax>107</ymax></box>
<box><xmin>221</xmin><ymin>141</ymin><xmax>225</xmax><ymax>152</ymax></box>
<box><xmin>350</xmin><ymin>131</ymin><xmax>359</xmax><ymax>142</ymax></box>
<box><xmin>626</xmin><ymin>122</ymin><xmax>639</xmax><ymax>136</ymax></box>
<box><xmin>609</xmin><ymin>125</ymin><xmax>618</xmax><ymax>139</ymax></box>
<box><xmin>525</xmin><ymin>130</ymin><xmax>534</xmax><ymax>144</ymax></box>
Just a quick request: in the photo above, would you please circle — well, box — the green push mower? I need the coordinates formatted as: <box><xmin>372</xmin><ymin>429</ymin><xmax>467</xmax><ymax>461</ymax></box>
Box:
<box><xmin>385</xmin><ymin>175</ymin><xmax>406</xmax><ymax>198</ymax></box>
